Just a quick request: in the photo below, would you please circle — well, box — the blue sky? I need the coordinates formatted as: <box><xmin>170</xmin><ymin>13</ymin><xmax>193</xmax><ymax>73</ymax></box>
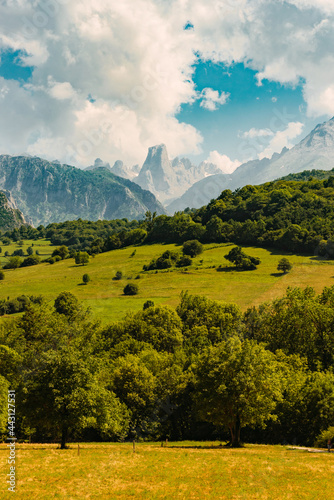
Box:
<box><xmin>177</xmin><ymin>60</ymin><xmax>326</xmax><ymax>163</ymax></box>
<box><xmin>0</xmin><ymin>0</ymin><xmax>333</xmax><ymax>171</ymax></box>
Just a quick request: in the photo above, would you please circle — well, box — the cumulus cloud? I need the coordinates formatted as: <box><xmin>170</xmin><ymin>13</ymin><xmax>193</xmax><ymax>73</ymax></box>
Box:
<box><xmin>206</xmin><ymin>151</ymin><xmax>241</xmax><ymax>173</ymax></box>
<box><xmin>242</xmin><ymin>128</ymin><xmax>274</xmax><ymax>139</ymax></box>
<box><xmin>0</xmin><ymin>0</ymin><xmax>333</xmax><ymax>167</ymax></box>
<box><xmin>258</xmin><ymin>122</ymin><xmax>304</xmax><ymax>159</ymax></box>
<box><xmin>199</xmin><ymin>88</ymin><xmax>230</xmax><ymax>111</ymax></box>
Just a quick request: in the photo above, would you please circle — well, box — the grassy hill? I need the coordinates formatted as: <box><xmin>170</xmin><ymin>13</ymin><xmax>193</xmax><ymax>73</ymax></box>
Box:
<box><xmin>1</xmin><ymin>241</ymin><xmax>334</xmax><ymax>323</ymax></box>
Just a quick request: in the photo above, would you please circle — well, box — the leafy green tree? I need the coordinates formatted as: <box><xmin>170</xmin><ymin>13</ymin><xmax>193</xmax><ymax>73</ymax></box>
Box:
<box><xmin>176</xmin><ymin>255</ymin><xmax>192</xmax><ymax>268</ymax></box>
<box><xmin>0</xmin><ymin>270</ymin><xmax>4</xmax><ymax>280</ymax></box>
<box><xmin>75</xmin><ymin>251</ymin><xmax>90</xmax><ymax>266</ymax></box>
<box><xmin>20</xmin><ymin>256</ymin><xmax>40</xmax><ymax>267</ymax></box>
<box><xmin>111</xmin><ymin>354</ymin><xmax>156</xmax><ymax>436</ymax></box>
<box><xmin>21</xmin><ymin>346</ymin><xmax>130</xmax><ymax>448</ymax></box>
<box><xmin>193</xmin><ymin>338</ymin><xmax>284</xmax><ymax>447</ymax></box>
<box><xmin>82</xmin><ymin>274</ymin><xmax>91</xmax><ymax>285</ymax></box>
<box><xmin>3</xmin><ymin>256</ymin><xmax>22</xmax><ymax>269</ymax></box>
<box><xmin>54</xmin><ymin>292</ymin><xmax>81</xmax><ymax>321</ymax></box>
<box><xmin>123</xmin><ymin>283</ymin><xmax>139</xmax><ymax>296</ymax></box>
<box><xmin>27</xmin><ymin>246</ymin><xmax>33</xmax><ymax>256</ymax></box>
<box><xmin>277</xmin><ymin>258</ymin><xmax>292</xmax><ymax>274</ymax></box>
<box><xmin>244</xmin><ymin>286</ymin><xmax>334</xmax><ymax>370</ymax></box>
<box><xmin>114</xmin><ymin>271</ymin><xmax>123</xmax><ymax>280</ymax></box>
<box><xmin>143</xmin><ymin>300</ymin><xmax>155</xmax><ymax>310</ymax></box>
<box><xmin>224</xmin><ymin>247</ymin><xmax>260</xmax><ymax>270</ymax></box>
<box><xmin>182</xmin><ymin>240</ymin><xmax>203</xmax><ymax>258</ymax></box>
<box><xmin>52</xmin><ymin>245</ymin><xmax>69</xmax><ymax>260</ymax></box>
<box><xmin>176</xmin><ymin>292</ymin><xmax>242</xmax><ymax>349</ymax></box>
<box><xmin>12</xmin><ymin>249</ymin><xmax>24</xmax><ymax>257</ymax></box>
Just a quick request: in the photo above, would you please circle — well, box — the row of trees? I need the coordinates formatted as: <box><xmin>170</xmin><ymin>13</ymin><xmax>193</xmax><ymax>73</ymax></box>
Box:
<box><xmin>1</xmin><ymin>286</ymin><xmax>334</xmax><ymax>448</ymax></box>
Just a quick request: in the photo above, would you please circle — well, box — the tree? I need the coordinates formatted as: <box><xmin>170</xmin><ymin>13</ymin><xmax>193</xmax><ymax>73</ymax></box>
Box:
<box><xmin>111</xmin><ymin>354</ymin><xmax>156</xmax><ymax>436</ymax></box>
<box><xmin>143</xmin><ymin>300</ymin><xmax>155</xmax><ymax>310</ymax></box>
<box><xmin>21</xmin><ymin>346</ymin><xmax>130</xmax><ymax>448</ymax></box>
<box><xmin>75</xmin><ymin>251</ymin><xmax>89</xmax><ymax>266</ymax></box>
<box><xmin>3</xmin><ymin>256</ymin><xmax>22</xmax><ymax>269</ymax></box>
<box><xmin>27</xmin><ymin>246</ymin><xmax>33</xmax><ymax>256</ymax></box>
<box><xmin>52</xmin><ymin>246</ymin><xmax>69</xmax><ymax>260</ymax></box>
<box><xmin>176</xmin><ymin>255</ymin><xmax>192</xmax><ymax>268</ymax></box>
<box><xmin>224</xmin><ymin>247</ymin><xmax>260</xmax><ymax>270</ymax></box>
<box><xmin>114</xmin><ymin>271</ymin><xmax>123</xmax><ymax>280</ymax></box>
<box><xmin>182</xmin><ymin>240</ymin><xmax>203</xmax><ymax>258</ymax></box>
<box><xmin>54</xmin><ymin>292</ymin><xmax>81</xmax><ymax>320</ymax></box>
<box><xmin>20</xmin><ymin>256</ymin><xmax>40</xmax><ymax>267</ymax></box>
<box><xmin>0</xmin><ymin>270</ymin><xmax>4</xmax><ymax>280</ymax></box>
<box><xmin>277</xmin><ymin>258</ymin><xmax>292</xmax><ymax>274</ymax></box>
<box><xmin>123</xmin><ymin>283</ymin><xmax>139</xmax><ymax>296</ymax></box>
<box><xmin>193</xmin><ymin>337</ymin><xmax>284</xmax><ymax>447</ymax></box>
<box><xmin>82</xmin><ymin>274</ymin><xmax>91</xmax><ymax>285</ymax></box>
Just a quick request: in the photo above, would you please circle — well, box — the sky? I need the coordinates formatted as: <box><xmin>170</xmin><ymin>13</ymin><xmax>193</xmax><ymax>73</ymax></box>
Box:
<box><xmin>0</xmin><ymin>0</ymin><xmax>333</xmax><ymax>173</ymax></box>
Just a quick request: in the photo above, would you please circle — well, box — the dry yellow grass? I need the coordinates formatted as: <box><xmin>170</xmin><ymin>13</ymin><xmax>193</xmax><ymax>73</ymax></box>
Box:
<box><xmin>0</xmin><ymin>442</ymin><xmax>333</xmax><ymax>499</ymax></box>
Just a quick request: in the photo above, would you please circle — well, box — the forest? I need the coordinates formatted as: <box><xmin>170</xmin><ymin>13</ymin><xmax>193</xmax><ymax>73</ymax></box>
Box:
<box><xmin>1</xmin><ymin>286</ymin><xmax>334</xmax><ymax>449</ymax></box>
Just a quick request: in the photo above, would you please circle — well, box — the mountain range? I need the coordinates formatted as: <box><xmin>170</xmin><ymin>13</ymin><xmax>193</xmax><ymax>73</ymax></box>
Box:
<box><xmin>0</xmin><ymin>156</ymin><xmax>165</xmax><ymax>227</ymax></box>
<box><xmin>167</xmin><ymin>117</ymin><xmax>334</xmax><ymax>212</ymax></box>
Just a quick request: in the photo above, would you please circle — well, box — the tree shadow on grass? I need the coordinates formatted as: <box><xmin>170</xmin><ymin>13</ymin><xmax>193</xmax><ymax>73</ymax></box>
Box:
<box><xmin>270</xmin><ymin>272</ymin><xmax>285</xmax><ymax>277</ymax></box>
<box><xmin>169</xmin><ymin>443</ymin><xmax>244</xmax><ymax>450</ymax></box>
<box><xmin>216</xmin><ymin>266</ymin><xmax>237</xmax><ymax>273</ymax></box>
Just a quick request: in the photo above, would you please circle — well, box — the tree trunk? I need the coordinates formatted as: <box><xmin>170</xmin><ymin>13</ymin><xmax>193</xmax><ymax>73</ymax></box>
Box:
<box><xmin>230</xmin><ymin>415</ymin><xmax>241</xmax><ymax>447</ymax></box>
<box><xmin>61</xmin><ymin>425</ymin><xmax>68</xmax><ymax>449</ymax></box>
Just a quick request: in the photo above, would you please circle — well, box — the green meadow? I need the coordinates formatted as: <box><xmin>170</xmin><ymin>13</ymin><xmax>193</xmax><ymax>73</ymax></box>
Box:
<box><xmin>0</xmin><ymin>242</ymin><xmax>334</xmax><ymax>322</ymax></box>
<box><xmin>0</xmin><ymin>442</ymin><xmax>333</xmax><ymax>499</ymax></box>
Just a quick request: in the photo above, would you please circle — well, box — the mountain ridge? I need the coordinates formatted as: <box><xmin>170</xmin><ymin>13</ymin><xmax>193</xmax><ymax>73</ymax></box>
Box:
<box><xmin>0</xmin><ymin>155</ymin><xmax>165</xmax><ymax>226</ymax></box>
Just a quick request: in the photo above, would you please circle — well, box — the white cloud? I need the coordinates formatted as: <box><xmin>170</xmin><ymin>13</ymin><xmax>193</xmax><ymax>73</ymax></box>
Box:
<box><xmin>206</xmin><ymin>151</ymin><xmax>241</xmax><ymax>173</ymax></box>
<box><xmin>199</xmin><ymin>88</ymin><xmax>230</xmax><ymax>111</ymax></box>
<box><xmin>0</xmin><ymin>0</ymin><xmax>333</xmax><ymax>168</ymax></box>
<box><xmin>242</xmin><ymin>128</ymin><xmax>274</xmax><ymax>139</ymax></box>
<box><xmin>259</xmin><ymin>122</ymin><xmax>304</xmax><ymax>159</ymax></box>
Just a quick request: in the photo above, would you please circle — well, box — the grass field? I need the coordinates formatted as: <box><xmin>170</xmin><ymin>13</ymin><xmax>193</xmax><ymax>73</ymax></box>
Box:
<box><xmin>0</xmin><ymin>241</ymin><xmax>334</xmax><ymax>323</ymax></box>
<box><xmin>0</xmin><ymin>441</ymin><xmax>333</xmax><ymax>499</ymax></box>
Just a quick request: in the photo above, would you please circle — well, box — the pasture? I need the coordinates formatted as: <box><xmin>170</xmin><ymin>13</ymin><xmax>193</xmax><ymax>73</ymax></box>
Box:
<box><xmin>0</xmin><ymin>242</ymin><xmax>333</xmax><ymax>322</ymax></box>
<box><xmin>0</xmin><ymin>442</ymin><xmax>333</xmax><ymax>499</ymax></box>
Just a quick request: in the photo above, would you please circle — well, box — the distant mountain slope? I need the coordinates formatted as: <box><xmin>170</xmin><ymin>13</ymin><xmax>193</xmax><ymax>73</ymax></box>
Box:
<box><xmin>0</xmin><ymin>190</ymin><xmax>28</xmax><ymax>230</ymax></box>
<box><xmin>0</xmin><ymin>156</ymin><xmax>165</xmax><ymax>226</ymax></box>
<box><xmin>167</xmin><ymin>117</ymin><xmax>334</xmax><ymax>212</ymax></box>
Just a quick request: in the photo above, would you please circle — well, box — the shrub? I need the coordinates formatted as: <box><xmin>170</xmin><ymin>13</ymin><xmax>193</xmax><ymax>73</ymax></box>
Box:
<box><xmin>82</xmin><ymin>274</ymin><xmax>91</xmax><ymax>285</ymax></box>
<box><xmin>314</xmin><ymin>427</ymin><xmax>334</xmax><ymax>448</ymax></box>
<box><xmin>0</xmin><ymin>270</ymin><xmax>4</xmax><ymax>280</ymax></box>
<box><xmin>3</xmin><ymin>256</ymin><xmax>22</xmax><ymax>269</ymax></box>
<box><xmin>224</xmin><ymin>246</ymin><xmax>261</xmax><ymax>270</ymax></box>
<box><xmin>123</xmin><ymin>283</ymin><xmax>139</xmax><ymax>296</ymax></box>
<box><xmin>182</xmin><ymin>240</ymin><xmax>203</xmax><ymax>258</ymax></box>
<box><xmin>12</xmin><ymin>249</ymin><xmax>24</xmax><ymax>257</ymax></box>
<box><xmin>143</xmin><ymin>300</ymin><xmax>154</xmax><ymax>310</ymax></box>
<box><xmin>20</xmin><ymin>256</ymin><xmax>40</xmax><ymax>267</ymax></box>
<box><xmin>115</xmin><ymin>271</ymin><xmax>123</xmax><ymax>280</ymax></box>
<box><xmin>176</xmin><ymin>255</ymin><xmax>192</xmax><ymax>268</ymax></box>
